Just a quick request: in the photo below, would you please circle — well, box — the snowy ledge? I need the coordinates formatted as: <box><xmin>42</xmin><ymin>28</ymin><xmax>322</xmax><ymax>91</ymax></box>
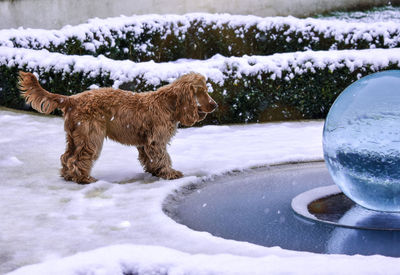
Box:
<box><xmin>2</xmin><ymin>46</ymin><xmax>400</xmax><ymax>123</ymax></box>
<box><xmin>0</xmin><ymin>13</ymin><xmax>400</xmax><ymax>62</ymax></box>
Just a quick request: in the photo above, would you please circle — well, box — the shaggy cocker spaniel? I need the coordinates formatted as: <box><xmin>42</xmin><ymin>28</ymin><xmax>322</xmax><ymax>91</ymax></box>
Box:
<box><xmin>18</xmin><ymin>71</ymin><xmax>217</xmax><ymax>184</ymax></box>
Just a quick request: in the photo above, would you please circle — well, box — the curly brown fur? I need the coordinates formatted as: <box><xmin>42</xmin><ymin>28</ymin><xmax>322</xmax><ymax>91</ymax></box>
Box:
<box><xmin>18</xmin><ymin>71</ymin><xmax>71</xmax><ymax>114</ymax></box>
<box><xmin>18</xmin><ymin>71</ymin><xmax>217</xmax><ymax>184</ymax></box>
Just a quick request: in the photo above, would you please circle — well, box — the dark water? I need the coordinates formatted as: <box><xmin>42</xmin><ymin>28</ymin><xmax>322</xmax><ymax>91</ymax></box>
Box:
<box><xmin>168</xmin><ymin>163</ymin><xmax>400</xmax><ymax>257</ymax></box>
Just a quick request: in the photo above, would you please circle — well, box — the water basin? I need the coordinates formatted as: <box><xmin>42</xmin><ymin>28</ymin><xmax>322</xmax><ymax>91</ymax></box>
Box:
<box><xmin>166</xmin><ymin>162</ymin><xmax>400</xmax><ymax>257</ymax></box>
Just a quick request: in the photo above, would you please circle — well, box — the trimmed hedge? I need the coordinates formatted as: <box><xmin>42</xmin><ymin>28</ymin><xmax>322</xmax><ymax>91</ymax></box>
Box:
<box><xmin>2</xmin><ymin>46</ymin><xmax>400</xmax><ymax>124</ymax></box>
<box><xmin>1</xmin><ymin>14</ymin><xmax>400</xmax><ymax>62</ymax></box>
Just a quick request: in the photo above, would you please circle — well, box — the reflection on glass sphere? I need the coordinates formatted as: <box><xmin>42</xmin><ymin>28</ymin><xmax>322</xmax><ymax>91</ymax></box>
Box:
<box><xmin>323</xmin><ymin>70</ymin><xmax>400</xmax><ymax>212</ymax></box>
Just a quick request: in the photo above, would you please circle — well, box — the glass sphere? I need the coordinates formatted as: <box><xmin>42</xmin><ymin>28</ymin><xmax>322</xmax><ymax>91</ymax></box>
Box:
<box><xmin>323</xmin><ymin>70</ymin><xmax>400</xmax><ymax>212</ymax></box>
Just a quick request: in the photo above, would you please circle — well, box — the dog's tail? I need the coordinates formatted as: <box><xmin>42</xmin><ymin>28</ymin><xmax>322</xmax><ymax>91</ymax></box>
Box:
<box><xmin>18</xmin><ymin>71</ymin><xmax>71</xmax><ymax>114</ymax></box>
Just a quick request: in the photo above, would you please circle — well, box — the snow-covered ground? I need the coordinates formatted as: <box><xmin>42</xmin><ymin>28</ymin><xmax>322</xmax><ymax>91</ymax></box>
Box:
<box><xmin>1</xmin><ymin>108</ymin><xmax>400</xmax><ymax>274</ymax></box>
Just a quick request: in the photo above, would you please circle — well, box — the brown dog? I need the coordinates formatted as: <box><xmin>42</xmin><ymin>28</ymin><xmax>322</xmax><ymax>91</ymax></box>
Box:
<box><xmin>18</xmin><ymin>71</ymin><xmax>217</xmax><ymax>184</ymax></box>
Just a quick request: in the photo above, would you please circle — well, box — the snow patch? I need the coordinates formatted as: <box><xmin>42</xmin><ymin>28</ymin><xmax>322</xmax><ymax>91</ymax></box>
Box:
<box><xmin>0</xmin><ymin>156</ymin><xmax>23</xmax><ymax>167</ymax></box>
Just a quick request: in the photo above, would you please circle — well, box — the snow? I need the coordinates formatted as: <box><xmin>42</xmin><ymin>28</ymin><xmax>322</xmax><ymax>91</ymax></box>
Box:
<box><xmin>0</xmin><ymin>156</ymin><xmax>23</xmax><ymax>167</ymax></box>
<box><xmin>1</xmin><ymin>108</ymin><xmax>399</xmax><ymax>274</ymax></box>
<box><xmin>8</xmin><ymin>245</ymin><xmax>400</xmax><ymax>275</ymax></box>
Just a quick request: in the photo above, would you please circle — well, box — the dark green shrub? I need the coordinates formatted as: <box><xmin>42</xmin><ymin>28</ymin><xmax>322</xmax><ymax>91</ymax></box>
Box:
<box><xmin>2</xmin><ymin>47</ymin><xmax>399</xmax><ymax>124</ymax></box>
<box><xmin>2</xmin><ymin>15</ymin><xmax>400</xmax><ymax>62</ymax></box>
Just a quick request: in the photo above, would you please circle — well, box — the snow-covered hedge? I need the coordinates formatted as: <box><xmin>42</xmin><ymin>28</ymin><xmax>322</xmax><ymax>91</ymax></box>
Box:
<box><xmin>2</xmin><ymin>46</ymin><xmax>400</xmax><ymax>123</ymax></box>
<box><xmin>1</xmin><ymin>14</ymin><xmax>400</xmax><ymax>62</ymax></box>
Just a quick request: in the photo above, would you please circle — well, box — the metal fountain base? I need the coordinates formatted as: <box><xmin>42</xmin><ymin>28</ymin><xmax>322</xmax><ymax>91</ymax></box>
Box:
<box><xmin>292</xmin><ymin>185</ymin><xmax>400</xmax><ymax>231</ymax></box>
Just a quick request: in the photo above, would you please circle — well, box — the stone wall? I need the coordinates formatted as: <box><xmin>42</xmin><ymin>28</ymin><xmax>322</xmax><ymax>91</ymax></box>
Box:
<box><xmin>0</xmin><ymin>0</ymin><xmax>396</xmax><ymax>29</ymax></box>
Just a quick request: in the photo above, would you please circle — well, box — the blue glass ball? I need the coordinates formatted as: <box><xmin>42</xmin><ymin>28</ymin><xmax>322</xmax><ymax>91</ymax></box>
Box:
<box><xmin>323</xmin><ymin>70</ymin><xmax>400</xmax><ymax>212</ymax></box>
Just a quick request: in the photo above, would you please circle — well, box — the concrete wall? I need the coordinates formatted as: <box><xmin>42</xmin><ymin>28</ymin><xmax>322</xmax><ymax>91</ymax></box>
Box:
<box><xmin>0</xmin><ymin>0</ymin><xmax>397</xmax><ymax>29</ymax></box>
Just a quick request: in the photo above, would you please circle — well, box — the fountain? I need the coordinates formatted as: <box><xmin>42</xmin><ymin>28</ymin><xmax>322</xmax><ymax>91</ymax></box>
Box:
<box><xmin>167</xmin><ymin>71</ymin><xmax>400</xmax><ymax>257</ymax></box>
<box><xmin>294</xmin><ymin>70</ymin><xmax>400</xmax><ymax>229</ymax></box>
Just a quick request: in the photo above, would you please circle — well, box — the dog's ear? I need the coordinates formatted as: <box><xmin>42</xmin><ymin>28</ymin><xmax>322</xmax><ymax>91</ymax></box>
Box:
<box><xmin>176</xmin><ymin>83</ymin><xmax>199</xmax><ymax>126</ymax></box>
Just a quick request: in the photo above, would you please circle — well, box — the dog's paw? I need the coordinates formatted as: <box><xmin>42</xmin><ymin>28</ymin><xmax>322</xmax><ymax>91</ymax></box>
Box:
<box><xmin>77</xmin><ymin>176</ymin><xmax>98</xmax><ymax>184</ymax></box>
<box><xmin>158</xmin><ymin>168</ymin><xmax>183</xmax><ymax>180</ymax></box>
<box><xmin>168</xmin><ymin>170</ymin><xmax>184</xmax><ymax>180</ymax></box>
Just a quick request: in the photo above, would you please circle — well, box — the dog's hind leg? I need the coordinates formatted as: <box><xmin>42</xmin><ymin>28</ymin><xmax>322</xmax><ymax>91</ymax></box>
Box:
<box><xmin>137</xmin><ymin>146</ymin><xmax>151</xmax><ymax>173</ymax></box>
<box><xmin>60</xmin><ymin>114</ymin><xmax>78</xmax><ymax>181</ymax></box>
<box><xmin>65</xmin><ymin>120</ymin><xmax>105</xmax><ymax>184</ymax></box>
<box><xmin>60</xmin><ymin>132</ymin><xmax>76</xmax><ymax>181</ymax></box>
<box><xmin>140</xmin><ymin>142</ymin><xmax>183</xmax><ymax>180</ymax></box>
<box><xmin>137</xmin><ymin>146</ymin><xmax>159</xmax><ymax>176</ymax></box>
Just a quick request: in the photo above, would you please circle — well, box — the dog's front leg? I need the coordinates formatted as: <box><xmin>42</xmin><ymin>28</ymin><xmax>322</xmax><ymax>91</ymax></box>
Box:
<box><xmin>139</xmin><ymin>143</ymin><xmax>183</xmax><ymax>180</ymax></box>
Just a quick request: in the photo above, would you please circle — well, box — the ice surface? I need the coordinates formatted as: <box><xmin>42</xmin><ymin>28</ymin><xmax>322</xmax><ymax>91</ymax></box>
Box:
<box><xmin>174</xmin><ymin>164</ymin><xmax>339</xmax><ymax>254</ymax></box>
<box><xmin>323</xmin><ymin>70</ymin><xmax>400</xmax><ymax>212</ymax></box>
<box><xmin>174</xmin><ymin>164</ymin><xmax>400</xmax><ymax>256</ymax></box>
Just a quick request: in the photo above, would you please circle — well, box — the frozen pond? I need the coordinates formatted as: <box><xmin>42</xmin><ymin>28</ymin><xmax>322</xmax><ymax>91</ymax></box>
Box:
<box><xmin>169</xmin><ymin>162</ymin><xmax>400</xmax><ymax>257</ymax></box>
